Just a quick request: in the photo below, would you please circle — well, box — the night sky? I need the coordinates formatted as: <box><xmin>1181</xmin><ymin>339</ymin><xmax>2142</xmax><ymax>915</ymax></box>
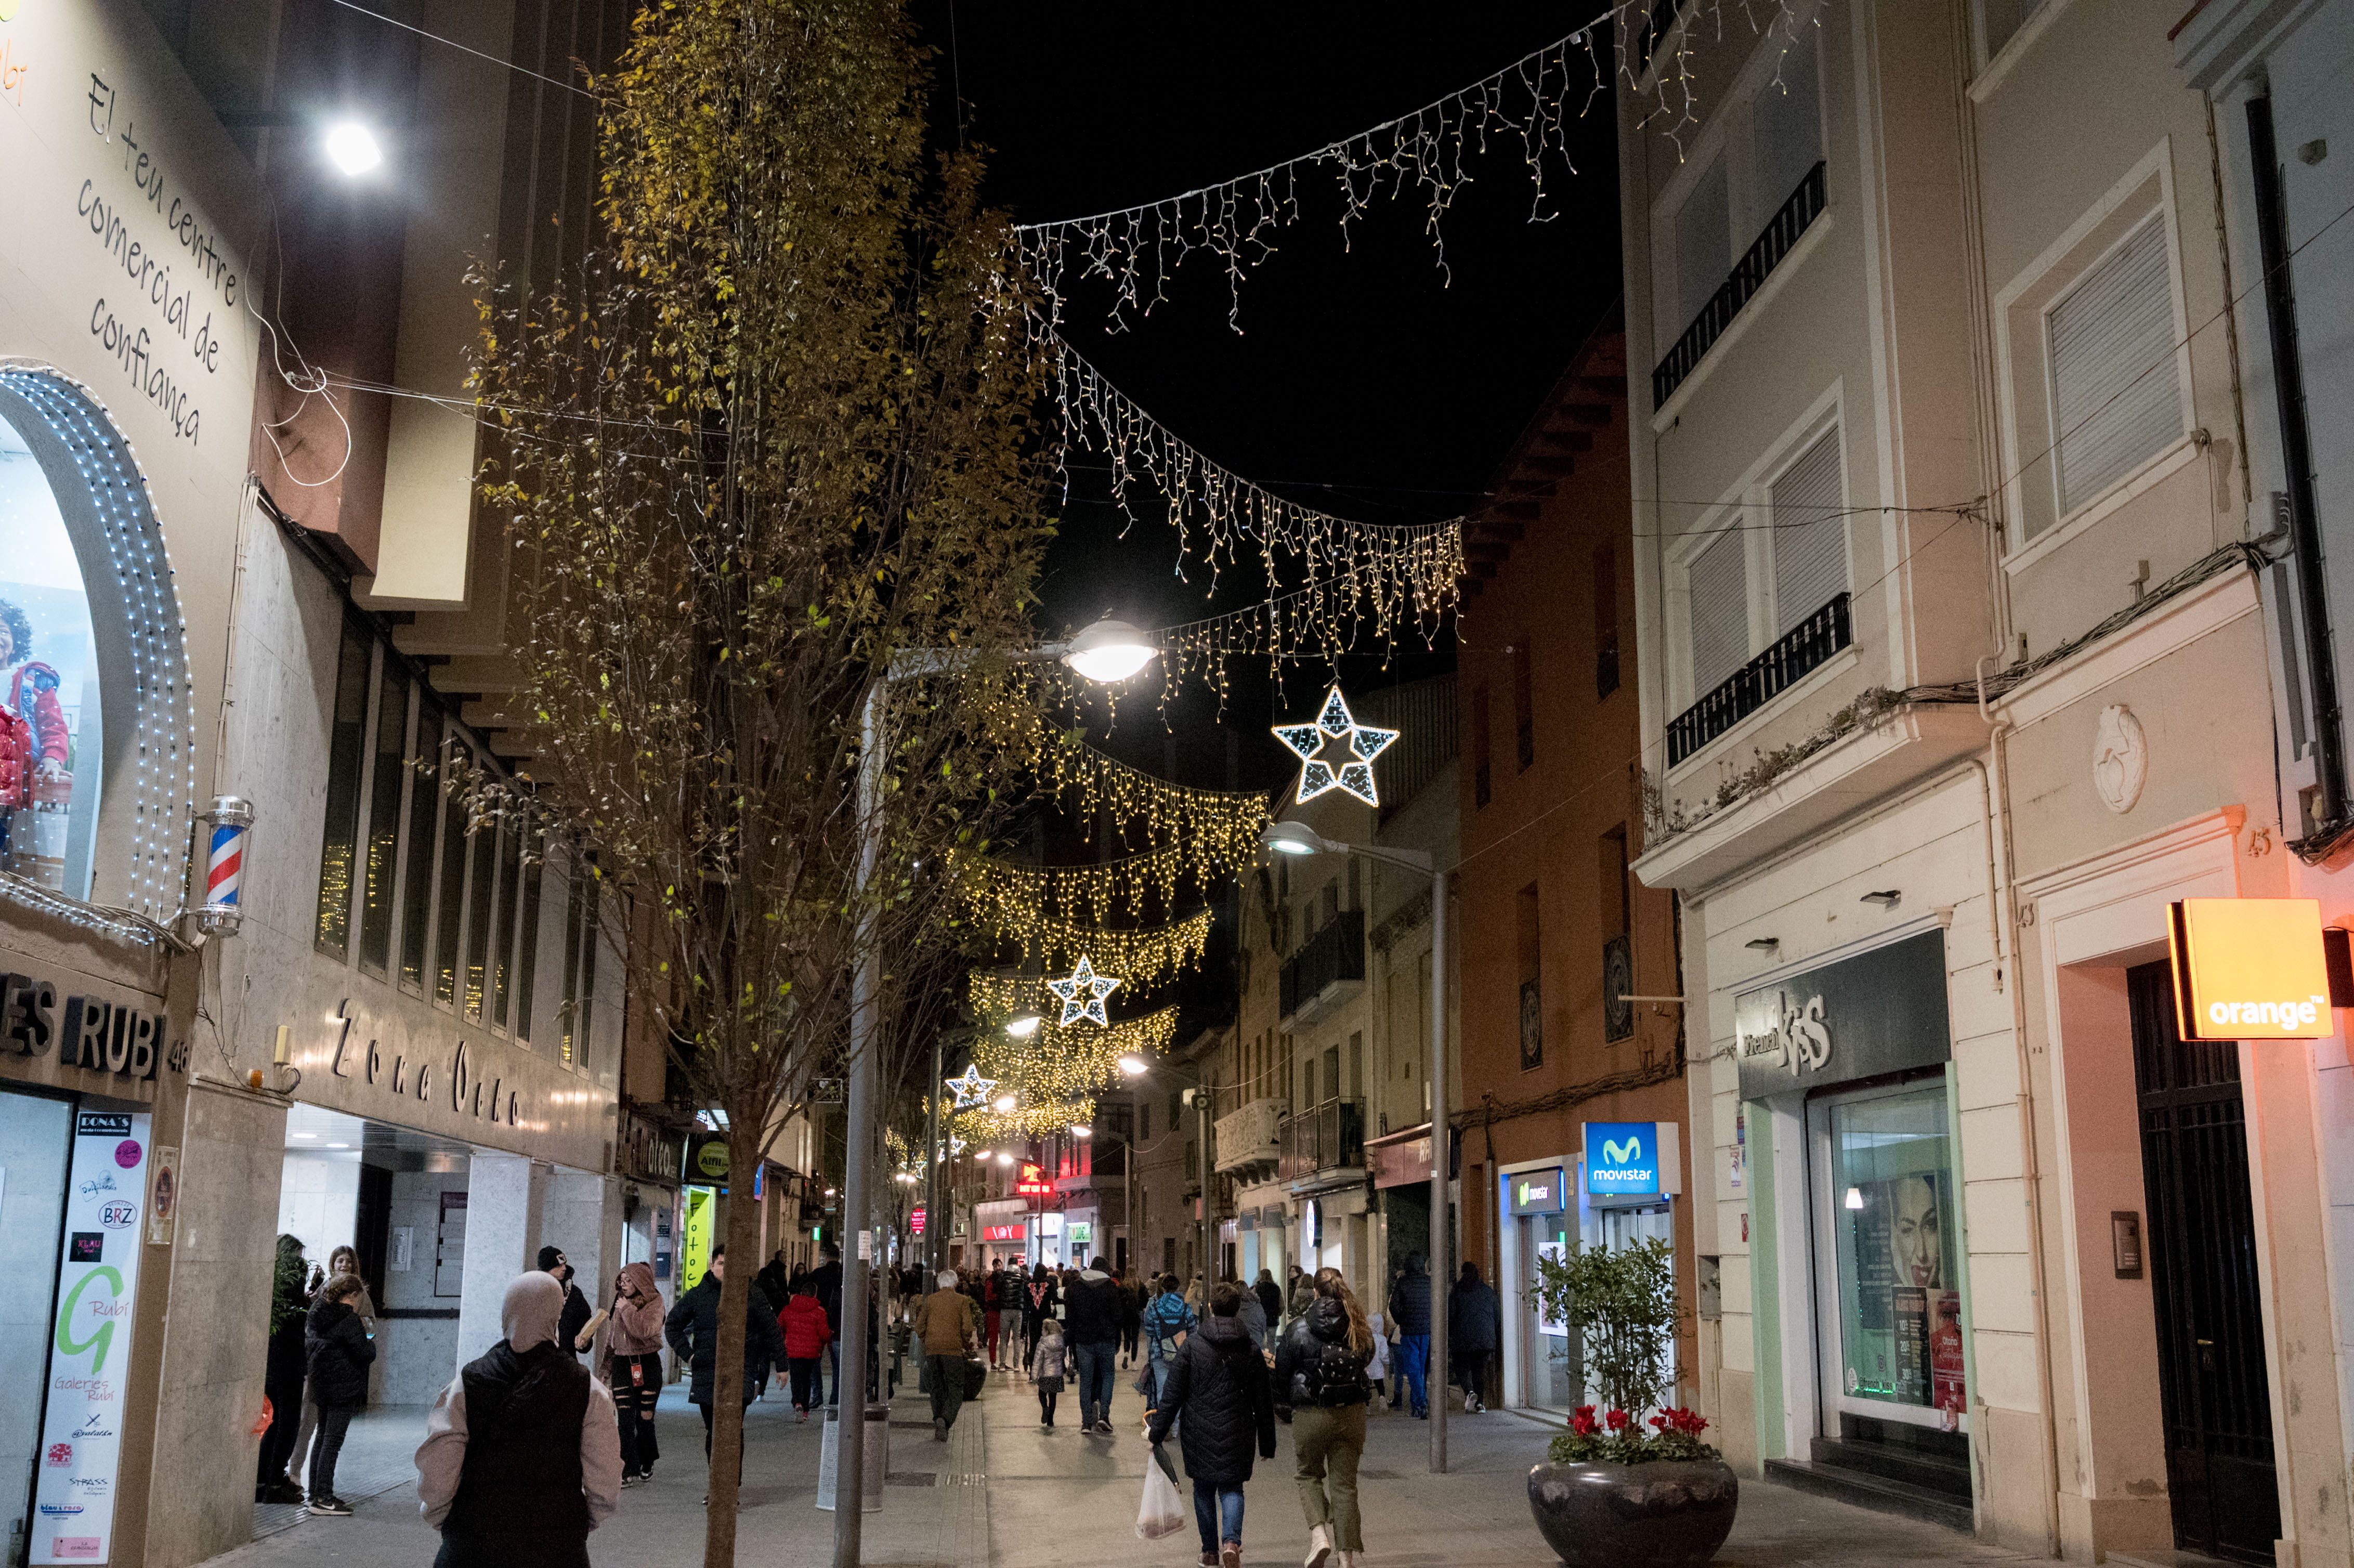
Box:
<box><xmin>916</xmin><ymin>2</ymin><xmax>1626</xmax><ymax>794</ymax></box>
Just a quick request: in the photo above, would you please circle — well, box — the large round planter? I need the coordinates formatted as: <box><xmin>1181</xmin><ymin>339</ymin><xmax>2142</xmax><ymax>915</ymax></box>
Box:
<box><xmin>1526</xmin><ymin>1459</ymin><xmax>1738</xmax><ymax>1568</ymax></box>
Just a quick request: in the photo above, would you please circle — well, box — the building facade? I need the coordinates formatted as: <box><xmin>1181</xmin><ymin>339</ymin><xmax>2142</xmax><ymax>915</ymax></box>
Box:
<box><xmin>1621</xmin><ymin>0</ymin><xmax>2354</xmax><ymax>1560</ymax></box>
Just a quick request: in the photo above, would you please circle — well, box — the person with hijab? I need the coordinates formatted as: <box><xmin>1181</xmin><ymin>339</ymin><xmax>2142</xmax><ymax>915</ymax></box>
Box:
<box><xmin>597</xmin><ymin>1262</ymin><xmax>667</xmax><ymax>1484</ymax></box>
<box><xmin>416</xmin><ymin>1272</ymin><xmax>622</xmax><ymax>1567</ymax></box>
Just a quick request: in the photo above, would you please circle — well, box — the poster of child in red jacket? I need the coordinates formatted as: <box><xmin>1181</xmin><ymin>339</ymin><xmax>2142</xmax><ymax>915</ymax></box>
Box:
<box><xmin>0</xmin><ymin>595</ymin><xmax>79</xmax><ymax>885</ymax></box>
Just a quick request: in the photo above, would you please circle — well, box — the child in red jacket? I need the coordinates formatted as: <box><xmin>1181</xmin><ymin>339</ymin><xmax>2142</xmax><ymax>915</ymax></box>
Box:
<box><xmin>778</xmin><ymin>1279</ymin><xmax>833</xmax><ymax>1420</ymax></box>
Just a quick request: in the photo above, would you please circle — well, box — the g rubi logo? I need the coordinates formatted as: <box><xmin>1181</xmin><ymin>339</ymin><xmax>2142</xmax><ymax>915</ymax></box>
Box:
<box><xmin>55</xmin><ymin>1267</ymin><xmax>124</xmax><ymax>1372</ymax></box>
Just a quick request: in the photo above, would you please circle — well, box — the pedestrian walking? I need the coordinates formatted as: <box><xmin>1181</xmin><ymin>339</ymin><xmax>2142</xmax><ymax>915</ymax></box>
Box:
<box><xmin>1286</xmin><ymin>1264</ymin><xmax>1314</xmax><ymax>1324</ymax></box>
<box><xmin>1142</xmin><ymin>1271</ymin><xmax>1198</xmax><ymax>1407</ymax></box>
<box><xmin>597</xmin><ymin>1263</ymin><xmax>665</xmax><ymax>1485</ymax></box>
<box><xmin>538</xmin><ymin>1247</ymin><xmax>595</xmax><ymax>1361</ymax></box>
<box><xmin>1064</xmin><ymin>1255</ymin><xmax>1124</xmax><ymax>1434</ymax></box>
<box><xmin>256</xmin><ymin>1235</ymin><xmax>311</xmax><ymax>1504</ymax></box>
<box><xmin>662</xmin><ymin>1246</ymin><xmax>786</xmax><ymax>1486</ymax></box>
<box><xmin>1145</xmin><ymin>1283</ymin><xmax>1277</xmax><ymax>1568</ymax></box>
<box><xmin>912</xmin><ymin>1269</ymin><xmax>979</xmax><ymax>1441</ymax></box>
<box><xmin>1227</xmin><ymin>1273</ymin><xmax>1270</xmax><ymax>1353</ymax></box>
<box><xmin>1030</xmin><ymin>1316</ymin><xmax>1067</xmax><ymax>1429</ymax></box>
<box><xmin>808</xmin><ymin>1240</ymin><xmax>844</xmax><ymax>1405</ymax></box>
<box><xmin>1252</xmin><ymin>1269</ymin><xmax>1283</xmax><ymax>1334</ymax></box>
<box><xmin>779</xmin><ymin>1278</ymin><xmax>832</xmax><ymax>1421</ymax></box>
<box><xmin>1448</xmin><ymin>1262</ymin><xmax>1502</xmax><ymax>1414</ymax></box>
<box><xmin>1023</xmin><ymin>1263</ymin><xmax>1059</xmax><ymax>1369</ymax></box>
<box><xmin>1118</xmin><ymin>1266</ymin><xmax>1145</xmax><ymax>1367</ymax></box>
<box><xmin>1276</xmin><ymin>1269</ymin><xmax>1376</xmax><ymax>1568</ymax></box>
<box><xmin>984</xmin><ymin>1260</ymin><xmax>1006</xmax><ymax>1368</ymax></box>
<box><xmin>1363</xmin><ymin>1311</ymin><xmax>1390</xmax><ymax>1403</ymax></box>
<box><xmin>1383</xmin><ymin>1266</ymin><xmax>1407</xmax><ymax>1410</ymax></box>
<box><xmin>416</xmin><ymin>1272</ymin><xmax>622</xmax><ymax>1568</ymax></box>
<box><xmin>757</xmin><ymin>1249</ymin><xmax>791</xmax><ymax>1314</ymax></box>
<box><xmin>1387</xmin><ymin>1253</ymin><xmax>1433</xmax><ymax>1418</ymax></box>
<box><xmin>300</xmin><ymin>1274</ymin><xmax>376</xmax><ymax>1516</ymax></box>
<box><xmin>285</xmin><ymin>1245</ymin><xmax>376</xmax><ymax>1497</ymax></box>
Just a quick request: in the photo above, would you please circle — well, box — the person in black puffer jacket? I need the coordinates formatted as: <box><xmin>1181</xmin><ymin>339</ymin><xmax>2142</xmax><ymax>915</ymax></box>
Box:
<box><xmin>1275</xmin><ymin>1269</ymin><xmax>1376</xmax><ymax>1568</ymax></box>
<box><xmin>663</xmin><ymin>1247</ymin><xmax>786</xmax><ymax>1473</ymax></box>
<box><xmin>300</xmin><ymin>1275</ymin><xmax>377</xmax><ymax>1514</ymax></box>
<box><xmin>1145</xmin><ymin>1283</ymin><xmax>1276</xmax><ymax>1568</ymax></box>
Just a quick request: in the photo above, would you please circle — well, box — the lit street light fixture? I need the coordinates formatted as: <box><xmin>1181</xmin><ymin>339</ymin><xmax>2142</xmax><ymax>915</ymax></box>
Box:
<box><xmin>837</xmin><ymin>615</ymin><xmax>1157</xmax><ymax>1567</ymax></box>
<box><xmin>1259</xmin><ymin>819</ymin><xmax>1454</xmax><ymax>1475</ymax></box>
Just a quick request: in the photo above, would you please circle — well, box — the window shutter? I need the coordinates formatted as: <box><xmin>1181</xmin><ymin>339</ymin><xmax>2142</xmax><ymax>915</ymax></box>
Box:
<box><xmin>1687</xmin><ymin>525</ymin><xmax>1750</xmax><ymax>696</ymax></box>
<box><xmin>1771</xmin><ymin>429</ymin><xmax>1847</xmax><ymax>632</ymax></box>
<box><xmin>2049</xmin><ymin>216</ymin><xmax>2182</xmax><ymax>517</ymax></box>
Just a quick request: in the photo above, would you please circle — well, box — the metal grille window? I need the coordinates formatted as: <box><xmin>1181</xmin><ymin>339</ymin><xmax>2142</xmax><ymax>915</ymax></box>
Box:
<box><xmin>398</xmin><ymin>705</ymin><xmax>440</xmax><ymax>991</ymax></box>
<box><xmin>1686</xmin><ymin>525</ymin><xmax>1751</xmax><ymax>697</ymax></box>
<box><xmin>2048</xmin><ymin>215</ymin><xmax>2181</xmax><ymax>520</ymax></box>
<box><xmin>1770</xmin><ymin>429</ymin><xmax>1847</xmax><ymax>633</ymax></box>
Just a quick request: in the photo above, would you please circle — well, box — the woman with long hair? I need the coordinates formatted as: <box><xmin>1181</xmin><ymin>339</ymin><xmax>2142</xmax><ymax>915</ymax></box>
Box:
<box><xmin>1274</xmin><ymin>1269</ymin><xmax>1377</xmax><ymax>1568</ymax></box>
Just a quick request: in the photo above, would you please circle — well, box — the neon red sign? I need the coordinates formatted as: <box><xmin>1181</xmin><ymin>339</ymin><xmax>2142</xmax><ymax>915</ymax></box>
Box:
<box><xmin>1015</xmin><ymin>1162</ymin><xmax>1053</xmax><ymax>1196</ymax></box>
<box><xmin>982</xmin><ymin>1223</ymin><xmax>1024</xmax><ymax>1242</ymax></box>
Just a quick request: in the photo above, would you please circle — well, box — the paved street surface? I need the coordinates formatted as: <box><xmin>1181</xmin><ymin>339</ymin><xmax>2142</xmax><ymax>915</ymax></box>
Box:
<box><xmin>207</xmin><ymin>1361</ymin><xmax>2046</xmax><ymax>1568</ymax></box>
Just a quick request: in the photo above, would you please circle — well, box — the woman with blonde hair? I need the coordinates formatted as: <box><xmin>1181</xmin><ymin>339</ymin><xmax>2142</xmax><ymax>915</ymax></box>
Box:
<box><xmin>1274</xmin><ymin>1268</ymin><xmax>1376</xmax><ymax>1568</ymax></box>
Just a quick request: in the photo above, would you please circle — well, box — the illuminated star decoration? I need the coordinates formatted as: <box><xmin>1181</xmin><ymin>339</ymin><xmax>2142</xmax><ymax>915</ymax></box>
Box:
<box><xmin>945</xmin><ymin>1065</ymin><xmax>999</xmax><ymax>1111</ymax></box>
<box><xmin>1273</xmin><ymin>686</ymin><xmax>1400</xmax><ymax>807</ymax></box>
<box><xmin>1045</xmin><ymin>955</ymin><xmax>1121</xmax><ymax>1027</ymax></box>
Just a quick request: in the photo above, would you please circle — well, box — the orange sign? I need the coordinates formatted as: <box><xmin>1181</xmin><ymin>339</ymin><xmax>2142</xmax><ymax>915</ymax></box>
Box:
<box><xmin>2167</xmin><ymin>898</ymin><xmax>2333</xmax><ymax>1041</ymax></box>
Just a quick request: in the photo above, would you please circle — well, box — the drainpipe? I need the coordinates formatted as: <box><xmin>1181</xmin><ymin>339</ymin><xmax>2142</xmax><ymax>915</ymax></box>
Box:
<box><xmin>2246</xmin><ymin>97</ymin><xmax>2348</xmax><ymax>843</ymax></box>
<box><xmin>1976</xmin><ymin>659</ymin><xmax>2061</xmax><ymax>1557</ymax></box>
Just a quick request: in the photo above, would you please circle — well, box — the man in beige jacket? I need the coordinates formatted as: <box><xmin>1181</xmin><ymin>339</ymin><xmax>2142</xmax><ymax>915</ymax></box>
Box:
<box><xmin>912</xmin><ymin>1270</ymin><xmax>979</xmax><ymax>1441</ymax></box>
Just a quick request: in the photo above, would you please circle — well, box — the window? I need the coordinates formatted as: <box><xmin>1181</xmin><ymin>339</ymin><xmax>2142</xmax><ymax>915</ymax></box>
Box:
<box><xmin>1512</xmin><ymin>641</ymin><xmax>1535</xmax><ymax>770</ymax></box>
<box><xmin>2047</xmin><ymin>216</ymin><xmax>2181</xmax><ymax>519</ymax></box>
<box><xmin>514</xmin><ymin>829</ymin><xmax>543</xmax><ymax>1040</ymax></box>
<box><xmin>1471</xmin><ymin>686</ymin><xmax>1493</xmax><ymax>807</ymax></box>
<box><xmin>1593</xmin><ymin>543</ymin><xmax>1621</xmax><ymax>698</ymax></box>
<box><xmin>398</xmin><ymin>703</ymin><xmax>441</xmax><ymax>991</ymax></box>
<box><xmin>463</xmin><ymin>805</ymin><xmax>498</xmax><ymax>1020</ymax></box>
<box><xmin>315</xmin><ymin>621</ymin><xmax>371</xmax><ymax>957</ymax></box>
<box><xmin>1751</xmin><ymin>29</ymin><xmax>1822</xmax><ymax>215</ymax></box>
<box><xmin>358</xmin><ymin>660</ymin><xmax>410</xmax><ymax>976</ymax></box>
<box><xmin>1770</xmin><ymin>429</ymin><xmax>1847</xmax><ymax>631</ymax></box>
<box><xmin>1672</xmin><ymin>156</ymin><xmax>1731</xmax><ymax>334</ymax></box>
<box><xmin>1687</xmin><ymin>525</ymin><xmax>1751</xmax><ymax>696</ymax></box>
<box><xmin>490</xmin><ymin>814</ymin><xmax>520</xmax><ymax>1029</ymax></box>
<box><xmin>1601</xmin><ymin>826</ymin><xmax>1634</xmax><ymax>1044</ymax></box>
<box><xmin>0</xmin><ymin>407</ymin><xmax>105</xmax><ymax>901</ymax></box>
<box><xmin>433</xmin><ymin>744</ymin><xmax>468</xmax><ymax>1005</ymax></box>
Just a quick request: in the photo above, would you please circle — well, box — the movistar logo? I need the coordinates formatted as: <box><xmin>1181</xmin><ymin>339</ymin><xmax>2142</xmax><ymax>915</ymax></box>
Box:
<box><xmin>1603</xmin><ymin>1135</ymin><xmax>1642</xmax><ymax>1166</ymax></box>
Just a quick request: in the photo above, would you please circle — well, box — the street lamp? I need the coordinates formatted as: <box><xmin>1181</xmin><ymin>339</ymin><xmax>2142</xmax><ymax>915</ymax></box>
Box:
<box><xmin>323</xmin><ymin>121</ymin><xmax>384</xmax><ymax>177</ymax></box>
<box><xmin>993</xmin><ymin>1093</ymin><xmax>1018</xmax><ymax>1114</ymax></box>
<box><xmin>836</xmin><ymin>614</ymin><xmax>1153</xmax><ymax>1567</ymax></box>
<box><xmin>1005</xmin><ymin>1013</ymin><xmax>1043</xmax><ymax>1038</ymax></box>
<box><xmin>1258</xmin><ymin>819</ymin><xmax>1454</xmax><ymax>1475</ymax></box>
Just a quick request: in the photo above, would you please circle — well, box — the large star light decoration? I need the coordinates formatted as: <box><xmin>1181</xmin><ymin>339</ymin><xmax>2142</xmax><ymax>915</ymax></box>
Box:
<box><xmin>1045</xmin><ymin>956</ymin><xmax>1121</xmax><ymax>1027</ymax></box>
<box><xmin>1273</xmin><ymin>686</ymin><xmax>1400</xmax><ymax>807</ymax></box>
<box><xmin>945</xmin><ymin>1065</ymin><xmax>998</xmax><ymax>1110</ymax></box>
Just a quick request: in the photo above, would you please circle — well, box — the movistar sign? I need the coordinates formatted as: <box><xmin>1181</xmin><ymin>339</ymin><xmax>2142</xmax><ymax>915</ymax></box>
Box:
<box><xmin>1585</xmin><ymin>1121</ymin><xmax>1662</xmax><ymax>1197</ymax></box>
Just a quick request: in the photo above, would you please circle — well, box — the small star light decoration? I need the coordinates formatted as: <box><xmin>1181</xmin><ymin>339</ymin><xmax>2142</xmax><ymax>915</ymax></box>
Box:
<box><xmin>945</xmin><ymin>1065</ymin><xmax>999</xmax><ymax>1111</ymax></box>
<box><xmin>1273</xmin><ymin>686</ymin><xmax>1400</xmax><ymax>807</ymax></box>
<box><xmin>1046</xmin><ymin>956</ymin><xmax>1121</xmax><ymax>1027</ymax></box>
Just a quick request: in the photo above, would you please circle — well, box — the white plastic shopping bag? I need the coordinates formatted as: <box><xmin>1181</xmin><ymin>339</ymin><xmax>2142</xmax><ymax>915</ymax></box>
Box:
<box><xmin>1136</xmin><ymin>1445</ymin><xmax>1187</xmax><ymax>1540</ymax></box>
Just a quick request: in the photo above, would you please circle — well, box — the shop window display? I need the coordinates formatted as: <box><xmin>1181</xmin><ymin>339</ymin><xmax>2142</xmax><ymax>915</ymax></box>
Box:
<box><xmin>1823</xmin><ymin>1083</ymin><xmax>1965</xmax><ymax>1429</ymax></box>
<box><xmin>0</xmin><ymin>411</ymin><xmax>102</xmax><ymax>900</ymax></box>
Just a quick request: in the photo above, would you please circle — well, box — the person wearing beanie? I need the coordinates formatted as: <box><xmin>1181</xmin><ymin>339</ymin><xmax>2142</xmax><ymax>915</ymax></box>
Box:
<box><xmin>415</xmin><ymin>1272</ymin><xmax>622</xmax><ymax>1567</ymax></box>
<box><xmin>538</xmin><ymin>1247</ymin><xmax>595</xmax><ymax>1361</ymax></box>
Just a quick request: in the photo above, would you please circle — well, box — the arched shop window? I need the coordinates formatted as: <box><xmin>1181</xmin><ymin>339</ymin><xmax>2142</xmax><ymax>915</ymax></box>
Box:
<box><xmin>0</xmin><ymin>369</ymin><xmax>195</xmax><ymax>933</ymax></box>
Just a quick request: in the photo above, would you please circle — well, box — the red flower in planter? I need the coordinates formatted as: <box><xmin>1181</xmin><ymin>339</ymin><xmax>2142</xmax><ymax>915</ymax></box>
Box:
<box><xmin>1569</xmin><ymin>1405</ymin><xmax>1600</xmax><ymax>1437</ymax></box>
<box><xmin>1605</xmin><ymin>1408</ymin><xmax>1630</xmax><ymax>1432</ymax></box>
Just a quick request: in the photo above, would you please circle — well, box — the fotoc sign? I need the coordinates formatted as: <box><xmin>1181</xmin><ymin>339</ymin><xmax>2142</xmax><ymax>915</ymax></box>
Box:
<box><xmin>2167</xmin><ymin>899</ymin><xmax>2335</xmax><ymax>1042</ymax></box>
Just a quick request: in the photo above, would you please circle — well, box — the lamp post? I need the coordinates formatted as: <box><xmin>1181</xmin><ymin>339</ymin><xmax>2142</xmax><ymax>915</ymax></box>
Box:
<box><xmin>1263</xmin><ymin>820</ymin><xmax>1452</xmax><ymax>1475</ymax></box>
<box><xmin>834</xmin><ymin>618</ymin><xmax>1156</xmax><ymax>1568</ymax></box>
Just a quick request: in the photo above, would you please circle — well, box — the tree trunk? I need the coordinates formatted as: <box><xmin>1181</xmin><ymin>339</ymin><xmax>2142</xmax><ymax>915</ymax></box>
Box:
<box><xmin>701</xmin><ymin>1118</ymin><xmax>765</xmax><ymax>1566</ymax></box>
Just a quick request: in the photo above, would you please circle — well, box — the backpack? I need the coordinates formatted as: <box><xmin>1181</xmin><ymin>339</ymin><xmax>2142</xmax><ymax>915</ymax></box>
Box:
<box><xmin>1296</xmin><ymin>1326</ymin><xmax>1371</xmax><ymax>1406</ymax></box>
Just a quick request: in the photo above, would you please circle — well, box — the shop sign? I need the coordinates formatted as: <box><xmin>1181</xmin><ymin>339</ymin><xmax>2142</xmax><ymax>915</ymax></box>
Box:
<box><xmin>0</xmin><ymin>969</ymin><xmax>175</xmax><ymax>1084</ymax></box>
<box><xmin>1507</xmin><ymin>1168</ymin><xmax>1567</xmax><ymax>1217</ymax></box>
<box><xmin>1735</xmin><ymin>931</ymin><xmax>1950</xmax><ymax>1101</ymax></box>
<box><xmin>2168</xmin><ymin>898</ymin><xmax>2334</xmax><ymax>1041</ymax></box>
<box><xmin>617</xmin><ymin>1107</ymin><xmax>683</xmax><ymax>1186</ymax></box>
<box><xmin>1585</xmin><ymin>1123</ymin><xmax>1661</xmax><ymax>1197</ymax></box>
<box><xmin>680</xmin><ymin>1188</ymin><xmax>714</xmax><ymax>1291</ymax></box>
<box><xmin>31</xmin><ymin>1111</ymin><xmax>149</xmax><ymax>1565</ymax></box>
<box><xmin>910</xmin><ymin>1207</ymin><xmax>925</xmax><ymax>1236</ymax></box>
<box><xmin>1067</xmin><ymin>1221</ymin><xmax>1092</xmax><ymax>1251</ymax></box>
<box><xmin>687</xmin><ymin>1133</ymin><xmax>730</xmax><ymax>1183</ymax></box>
<box><xmin>1014</xmin><ymin>1162</ymin><xmax>1052</xmax><ymax>1196</ymax></box>
<box><xmin>1367</xmin><ymin>1129</ymin><xmax>1431</xmax><ymax>1190</ymax></box>
<box><xmin>982</xmin><ymin>1224</ymin><xmax>1023</xmax><ymax>1243</ymax></box>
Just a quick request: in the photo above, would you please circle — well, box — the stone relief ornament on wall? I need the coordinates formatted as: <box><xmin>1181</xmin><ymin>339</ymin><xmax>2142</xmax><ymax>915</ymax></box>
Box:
<box><xmin>2093</xmin><ymin>704</ymin><xmax>2149</xmax><ymax>815</ymax></box>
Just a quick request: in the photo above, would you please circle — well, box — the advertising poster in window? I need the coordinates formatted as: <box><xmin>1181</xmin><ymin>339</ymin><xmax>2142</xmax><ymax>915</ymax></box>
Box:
<box><xmin>1839</xmin><ymin>1168</ymin><xmax>1962</xmax><ymax>1421</ymax></box>
<box><xmin>30</xmin><ymin>1111</ymin><xmax>150</xmax><ymax>1565</ymax></box>
<box><xmin>0</xmin><ymin>417</ymin><xmax>102</xmax><ymax>901</ymax></box>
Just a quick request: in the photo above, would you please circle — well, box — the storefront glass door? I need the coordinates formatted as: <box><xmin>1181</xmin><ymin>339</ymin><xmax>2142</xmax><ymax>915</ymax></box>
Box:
<box><xmin>1513</xmin><ymin>1213</ymin><xmax>1580</xmax><ymax>1412</ymax></box>
<box><xmin>1810</xmin><ymin>1079</ymin><xmax>1968</xmax><ymax>1434</ymax></box>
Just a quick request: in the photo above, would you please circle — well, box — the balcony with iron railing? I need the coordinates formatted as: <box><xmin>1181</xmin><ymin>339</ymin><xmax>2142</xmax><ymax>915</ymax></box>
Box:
<box><xmin>1279</xmin><ymin>909</ymin><xmax>1366</xmax><ymax>1026</ymax></box>
<box><xmin>1667</xmin><ymin>593</ymin><xmax>1853</xmax><ymax>766</ymax></box>
<box><xmin>1652</xmin><ymin>161</ymin><xmax>1828</xmax><ymax>410</ymax></box>
<box><xmin>1278</xmin><ymin>1097</ymin><xmax>1365</xmax><ymax>1184</ymax></box>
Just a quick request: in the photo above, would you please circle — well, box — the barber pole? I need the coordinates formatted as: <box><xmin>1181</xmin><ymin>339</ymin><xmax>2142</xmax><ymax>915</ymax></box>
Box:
<box><xmin>199</xmin><ymin>796</ymin><xmax>254</xmax><ymax>935</ymax></box>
